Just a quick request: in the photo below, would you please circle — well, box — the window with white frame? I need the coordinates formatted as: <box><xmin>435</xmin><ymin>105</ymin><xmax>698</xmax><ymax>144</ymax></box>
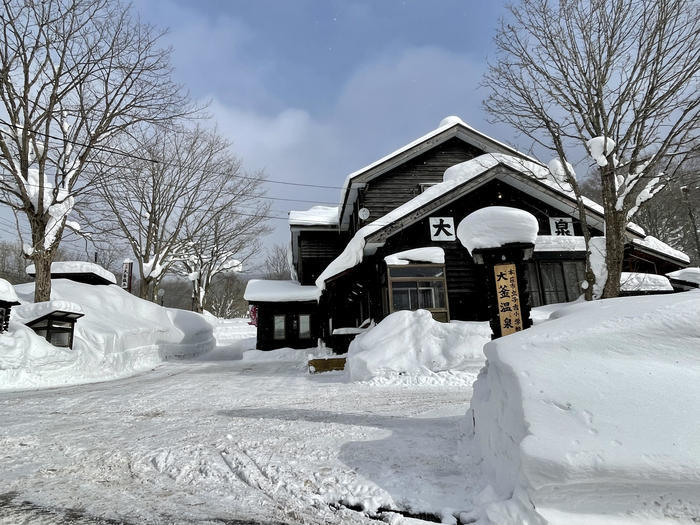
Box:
<box><xmin>387</xmin><ymin>264</ymin><xmax>449</xmax><ymax>321</ymax></box>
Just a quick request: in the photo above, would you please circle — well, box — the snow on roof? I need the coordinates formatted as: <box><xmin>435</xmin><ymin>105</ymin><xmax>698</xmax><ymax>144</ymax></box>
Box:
<box><xmin>0</xmin><ymin>279</ymin><xmax>20</xmax><ymax>303</ymax></box>
<box><xmin>244</xmin><ymin>279</ymin><xmax>321</xmax><ymax>303</ymax></box>
<box><xmin>26</xmin><ymin>261</ymin><xmax>117</xmax><ymax>284</ymax></box>
<box><xmin>384</xmin><ymin>247</ymin><xmax>444</xmax><ymax>265</ymax></box>
<box><xmin>666</xmin><ymin>267</ymin><xmax>700</xmax><ymax>286</ymax></box>
<box><xmin>620</xmin><ymin>272</ymin><xmax>673</xmax><ymax>292</ymax></box>
<box><xmin>456</xmin><ymin>206</ymin><xmax>539</xmax><ymax>254</ymax></box>
<box><xmin>317</xmin><ymin>154</ymin><xmax>586</xmax><ymax>288</ymax></box>
<box><xmin>288</xmin><ymin>205</ymin><xmax>339</xmax><ymax>227</ymax></box>
<box><xmin>12</xmin><ymin>300</ymin><xmax>84</xmax><ymax>324</ymax></box>
<box><xmin>534</xmin><ymin>235</ymin><xmax>587</xmax><ymax>252</ymax></box>
<box><xmin>316</xmin><ymin>152</ymin><xmax>657</xmax><ymax>288</ymax></box>
<box><xmin>632</xmin><ymin>236</ymin><xmax>690</xmax><ymax>264</ymax></box>
<box><xmin>337</xmin><ymin>117</ymin><xmax>542</xmax><ymax>224</ymax></box>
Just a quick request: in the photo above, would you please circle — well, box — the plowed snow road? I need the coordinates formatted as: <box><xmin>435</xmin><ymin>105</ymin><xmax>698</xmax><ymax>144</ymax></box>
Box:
<box><xmin>0</xmin><ymin>337</ymin><xmax>479</xmax><ymax>524</ymax></box>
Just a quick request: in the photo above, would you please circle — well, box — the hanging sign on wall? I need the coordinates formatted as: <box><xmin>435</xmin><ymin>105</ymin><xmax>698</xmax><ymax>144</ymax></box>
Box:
<box><xmin>429</xmin><ymin>217</ymin><xmax>456</xmax><ymax>241</ymax></box>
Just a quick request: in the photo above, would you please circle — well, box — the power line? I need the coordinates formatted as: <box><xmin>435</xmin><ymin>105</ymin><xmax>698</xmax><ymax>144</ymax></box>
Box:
<box><xmin>0</xmin><ymin>119</ymin><xmax>347</xmax><ymax>190</ymax></box>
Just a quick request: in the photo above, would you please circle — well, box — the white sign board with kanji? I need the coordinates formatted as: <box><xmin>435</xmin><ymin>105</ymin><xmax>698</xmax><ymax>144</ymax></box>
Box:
<box><xmin>429</xmin><ymin>217</ymin><xmax>456</xmax><ymax>241</ymax></box>
<box><xmin>549</xmin><ymin>217</ymin><xmax>574</xmax><ymax>236</ymax></box>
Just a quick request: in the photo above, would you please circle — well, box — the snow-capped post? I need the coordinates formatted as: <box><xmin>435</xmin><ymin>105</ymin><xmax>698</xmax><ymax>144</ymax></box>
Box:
<box><xmin>457</xmin><ymin>207</ymin><xmax>538</xmax><ymax>339</ymax></box>
<box><xmin>121</xmin><ymin>260</ymin><xmax>133</xmax><ymax>293</ymax></box>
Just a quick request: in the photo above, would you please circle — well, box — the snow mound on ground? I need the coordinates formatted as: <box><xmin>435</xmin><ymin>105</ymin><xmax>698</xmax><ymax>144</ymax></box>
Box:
<box><xmin>469</xmin><ymin>291</ymin><xmax>700</xmax><ymax>524</ymax></box>
<box><xmin>1</xmin><ymin>279</ymin><xmax>214</xmax><ymax>391</ymax></box>
<box><xmin>346</xmin><ymin>310</ymin><xmax>491</xmax><ymax>382</ymax></box>
<box><xmin>457</xmin><ymin>206</ymin><xmax>539</xmax><ymax>254</ymax></box>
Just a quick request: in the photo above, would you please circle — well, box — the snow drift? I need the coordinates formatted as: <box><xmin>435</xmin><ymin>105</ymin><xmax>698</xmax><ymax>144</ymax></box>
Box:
<box><xmin>0</xmin><ymin>279</ymin><xmax>214</xmax><ymax>390</ymax></box>
<box><xmin>346</xmin><ymin>309</ymin><xmax>491</xmax><ymax>382</ymax></box>
<box><xmin>469</xmin><ymin>291</ymin><xmax>700</xmax><ymax>524</ymax></box>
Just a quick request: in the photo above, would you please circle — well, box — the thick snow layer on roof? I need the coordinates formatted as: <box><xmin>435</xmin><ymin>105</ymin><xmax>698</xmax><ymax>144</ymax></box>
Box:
<box><xmin>26</xmin><ymin>261</ymin><xmax>117</xmax><ymax>284</ymax></box>
<box><xmin>12</xmin><ymin>300</ymin><xmax>84</xmax><ymax>324</ymax></box>
<box><xmin>244</xmin><ymin>279</ymin><xmax>321</xmax><ymax>303</ymax></box>
<box><xmin>534</xmin><ymin>235</ymin><xmax>587</xmax><ymax>252</ymax></box>
<box><xmin>667</xmin><ymin>267</ymin><xmax>700</xmax><ymax>286</ymax></box>
<box><xmin>632</xmin><ymin>236</ymin><xmax>690</xmax><ymax>264</ymax></box>
<box><xmin>0</xmin><ymin>278</ymin><xmax>20</xmax><ymax>303</ymax></box>
<box><xmin>457</xmin><ymin>206</ymin><xmax>538</xmax><ymax>254</ymax></box>
<box><xmin>288</xmin><ymin>205</ymin><xmax>339</xmax><ymax>227</ymax></box>
<box><xmin>384</xmin><ymin>247</ymin><xmax>444</xmax><ymax>265</ymax></box>
<box><xmin>469</xmin><ymin>291</ymin><xmax>700</xmax><ymax>522</ymax></box>
<box><xmin>620</xmin><ymin>272</ymin><xmax>673</xmax><ymax>292</ymax></box>
<box><xmin>317</xmin><ymin>152</ymin><xmax>647</xmax><ymax>288</ymax></box>
<box><xmin>346</xmin><ymin>309</ymin><xmax>491</xmax><ymax>381</ymax></box>
<box><xmin>1</xmin><ymin>280</ymin><xmax>213</xmax><ymax>390</ymax></box>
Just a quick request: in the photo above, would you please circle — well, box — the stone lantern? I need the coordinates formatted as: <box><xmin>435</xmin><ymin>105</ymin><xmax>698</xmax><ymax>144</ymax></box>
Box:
<box><xmin>0</xmin><ymin>279</ymin><xmax>21</xmax><ymax>333</ymax></box>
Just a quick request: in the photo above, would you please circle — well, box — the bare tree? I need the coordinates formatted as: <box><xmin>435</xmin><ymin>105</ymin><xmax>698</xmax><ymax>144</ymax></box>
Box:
<box><xmin>263</xmin><ymin>243</ymin><xmax>292</xmax><ymax>280</ymax></box>
<box><xmin>0</xmin><ymin>0</ymin><xmax>190</xmax><ymax>301</ymax></box>
<box><xmin>483</xmin><ymin>0</ymin><xmax>699</xmax><ymax>298</ymax></box>
<box><xmin>205</xmin><ymin>274</ymin><xmax>249</xmax><ymax>319</ymax></box>
<box><xmin>178</xmin><ymin>205</ymin><xmax>270</xmax><ymax>313</ymax></box>
<box><xmin>86</xmin><ymin>125</ymin><xmax>268</xmax><ymax>301</ymax></box>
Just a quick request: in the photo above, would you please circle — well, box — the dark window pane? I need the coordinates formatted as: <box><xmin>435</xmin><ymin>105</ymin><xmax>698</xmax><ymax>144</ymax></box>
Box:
<box><xmin>50</xmin><ymin>331</ymin><xmax>70</xmax><ymax>348</ymax></box>
<box><xmin>562</xmin><ymin>261</ymin><xmax>583</xmax><ymax>301</ymax></box>
<box><xmin>299</xmin><ymin>314</ymin><xmax>310</xmax><ymax>339</ymax></box>
<box><xmin>273</xmin><ymin>315</ymin><xmax>285</xmax><ymax>340</ymax></box>
<box><xmin>540</xmin><ymin>262</ymin><xmax>567</xmax><ymax>304</ymax></box>
<box><xmin>526</xmin><ymin>263</ymin><xmax>542</xmax><ymax>307</ymax></box>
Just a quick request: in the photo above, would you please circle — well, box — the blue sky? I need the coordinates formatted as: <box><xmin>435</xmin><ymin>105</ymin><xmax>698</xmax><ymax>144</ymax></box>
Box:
<box><xmin>0</xmin><ymin>1</ymin><xmax>524</xmax><ymax>256</ymax></box>
<box><xmin>130</xmin><ymin>0</ymin><xmax>523</xmax><ymax>249</ymax></box>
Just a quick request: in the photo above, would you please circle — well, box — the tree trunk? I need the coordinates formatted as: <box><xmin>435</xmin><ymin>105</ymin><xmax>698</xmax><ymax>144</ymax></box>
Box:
<box><xmin>32</xmin><ymin>252</ymin><xmax>53</xmax><ymax>302</ymax></box>
<box><xmin>599</xmin><ymin>166</ymin><xmax>625</xmax><ymax>299</ymax></box>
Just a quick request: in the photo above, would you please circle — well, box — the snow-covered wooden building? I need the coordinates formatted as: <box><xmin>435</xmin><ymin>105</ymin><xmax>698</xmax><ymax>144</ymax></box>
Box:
<box><xmin>247</xmin><ymin>117</ymin><xmax>690</xmax><ymax>351</ymax></box>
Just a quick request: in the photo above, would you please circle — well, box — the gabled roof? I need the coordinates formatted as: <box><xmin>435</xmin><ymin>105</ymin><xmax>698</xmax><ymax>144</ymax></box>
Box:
<box><xmin>315</xmin><ymin>153</ymin><xmax>684</xmax><ymax>288</ymax></box>
<box><xmin>334</xmin><ymin>116</ymin><xmax>542</xmax><ymax>229</ymax></box>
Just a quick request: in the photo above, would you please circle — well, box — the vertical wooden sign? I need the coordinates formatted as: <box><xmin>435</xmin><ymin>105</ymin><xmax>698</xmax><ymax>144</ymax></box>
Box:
<box><xmin>493</xmin><ymin>263</ymin><xmax>524</xmax><ymax>336</ymax></box>
<box><xmin>121</xmin><ymin>260</ymin><xmax>133</xmax><ymax>293</ymax></box>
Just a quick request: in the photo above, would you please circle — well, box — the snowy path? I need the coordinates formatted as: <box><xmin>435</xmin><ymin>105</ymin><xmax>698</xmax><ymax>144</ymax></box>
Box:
<box><xmin>0</xmin><ymin>336</ymin><xmax>480</xmax><ymax>524</ymax></box>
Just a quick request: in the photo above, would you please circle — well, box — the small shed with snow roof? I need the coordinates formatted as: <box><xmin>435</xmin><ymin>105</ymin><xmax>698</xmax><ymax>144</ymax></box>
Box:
<box><xmin>244</xmin><ymin>280</ymin><xmax>321</xmax><ymax>350</ymax></box>
<box><xmin>26</xmin><ymin>261</ymin><xmax>117</xmax><ymax>286</ymax></box>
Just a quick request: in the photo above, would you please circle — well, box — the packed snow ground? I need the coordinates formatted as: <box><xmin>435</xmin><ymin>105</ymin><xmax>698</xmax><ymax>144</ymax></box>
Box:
<box><xmin>0</xmin><ymin>321</ymin><xmax>482</xmax><ymax>525</ymax></box>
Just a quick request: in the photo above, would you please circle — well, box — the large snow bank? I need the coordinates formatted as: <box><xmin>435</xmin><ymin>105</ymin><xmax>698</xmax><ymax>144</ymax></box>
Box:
<box><xmin>457</xmin><ymin>206</ymin><xmax>539</xmax><ymax>254</ymax></box>
<box><xmin>0</xmin><ymin>279</ymin><xmax>214</xmax><ymax>390</ymax></box>
<box><xmin>469</xmin><ymin>291</ymin><xmax>700</xmax><ymax>524</ymax></box>
<box><xmin>26</xmin><ymin>260</ymin><xmax>117</xmax><ymax>284</ymax></box>
<box><xmin>346</xmin><ymin>309</ymin><xmax>491</xmax><ymax>382</ymax></box>
<box><xmin>244</xmin><ymin>279</ymin><xmax>321</xmax><ymax>302</ymax></box>
<box><xmin>667</xmin><ymin>267</ymin><xmax>700</xmax><ymax>287</ymax></box>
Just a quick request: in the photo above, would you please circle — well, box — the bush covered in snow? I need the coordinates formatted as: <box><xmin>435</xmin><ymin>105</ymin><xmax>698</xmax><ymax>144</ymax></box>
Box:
<box><xmin>346</xmin><ymin>309</ymin><xmax>491</xmax><ymax>382</ymax></box>
<box><xmin>468</xmin><ymin>291</ymin><xmax>700</xmax><ymax>524</ymax></box>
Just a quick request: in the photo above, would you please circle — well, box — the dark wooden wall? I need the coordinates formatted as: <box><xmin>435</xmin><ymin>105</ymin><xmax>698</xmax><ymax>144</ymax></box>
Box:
<box><xmin>350</xmin><ymin>137</ymin><xmax>485</xmax><ymax>232</ymax></box>
<box><xmin>253</xmin><ymin>301</ymin><xmax>319</xmax><ymax>350</ymax></box>
<box><xmin>374</xmin><ymin>178</ymin><xmax>602</xmax><ymax>321</ymax></box>
<box><xmin>296</xmin><ymin>230</ymin><xmax>346</xmax><ymax>285</ymax></box>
